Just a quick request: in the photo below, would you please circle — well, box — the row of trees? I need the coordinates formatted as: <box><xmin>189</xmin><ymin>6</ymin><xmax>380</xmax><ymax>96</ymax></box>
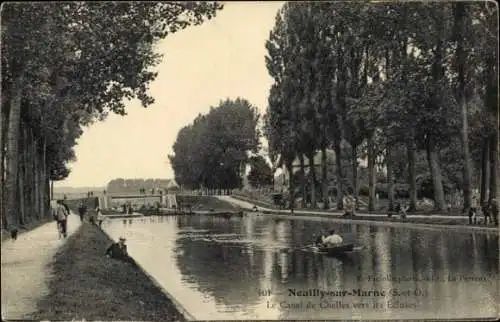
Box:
<box><xmin>1</xmin><ymin>2</ymin><xmax>223</xmax><ymax>231</ymax></box>
<box><xmin>264</xmin><ymin>2</ymin><xmax>498</xmax><ymax>211</ymax></box>
<box><xmin>169</xmin><ymin>98</ymin><xmax>261</xmax><ymax>193</ymax></box>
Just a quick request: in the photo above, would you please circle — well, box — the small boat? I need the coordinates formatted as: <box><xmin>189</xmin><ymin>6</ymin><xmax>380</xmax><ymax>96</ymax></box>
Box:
<box><xmin>317</xmin><ymin>243</ymin><xmax>354</xmax><ymax>256</ymax></box>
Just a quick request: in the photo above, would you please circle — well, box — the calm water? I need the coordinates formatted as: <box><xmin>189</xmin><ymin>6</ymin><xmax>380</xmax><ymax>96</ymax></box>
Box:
<box><xmin>102</xmin><ymin>214</ymin><xmax>499</xmax><ymax>320</ymax></box>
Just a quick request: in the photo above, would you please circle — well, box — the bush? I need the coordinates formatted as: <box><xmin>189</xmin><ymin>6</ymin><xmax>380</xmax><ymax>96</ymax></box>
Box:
<box><xmin>359</xmin><ymin>185</ymin><xmax>369</xmax><ymax>196</ymax></box>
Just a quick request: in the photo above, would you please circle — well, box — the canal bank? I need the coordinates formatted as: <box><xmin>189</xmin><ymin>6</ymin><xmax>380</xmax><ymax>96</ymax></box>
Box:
<box><xmin>217</xmin><ymin>196</ymin><xmax>499</xmax><ymax>233</ymax></box>
<box><xmin>28</xmin><ymin>222</ymin><xmax>185</xmax><ymax>322</ymax></box>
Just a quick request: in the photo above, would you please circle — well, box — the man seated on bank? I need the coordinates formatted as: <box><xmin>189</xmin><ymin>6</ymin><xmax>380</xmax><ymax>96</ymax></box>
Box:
<box><xmin>105</xmin><ymin>237</ymin><xmax>137</xmax><ymax>266</ymax></box>
<box><xmin>321</xmin><ymin>229</ymin><xmax>344</xmax><ymax>246</ymax></box>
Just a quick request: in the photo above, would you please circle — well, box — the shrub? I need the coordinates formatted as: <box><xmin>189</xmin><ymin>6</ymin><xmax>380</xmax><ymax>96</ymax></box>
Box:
<box><xmin>359</xmin><ymin>185</ymin><xmax>369</xmax><ymax>196</ymax></box>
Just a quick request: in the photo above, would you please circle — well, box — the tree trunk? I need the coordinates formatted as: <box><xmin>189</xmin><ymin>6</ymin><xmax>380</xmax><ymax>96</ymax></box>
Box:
<box><xmin>34</xmin><ymin>138</ymin><xmax>40</xmax><ymax>219</ymax></box>
<box><xmin>367</xmin><ymin>136</ymin><xmax>376</xmax><ymax>212</ymax></box>
<box><xmin>387</xmin><ymin>146</ymin><xmax>394</xmax><ymax>211</ymax></box>
<box><xmin>480</xmin><ymin>137</ymin><xmax>490</xmax><ymax>203</ymax></box>
<box><xmin>4</xmin><ymin>74</ymin><xmax>24</xmax><ymax>230</ymax></box>
<box><xmin>334</xmin><ymin>142</ymin><xmax>343</xmax><ymax>210</ymax></box>
<box><xmin>351</xmin><ymin>143</ymin><xmax>359</xmax><ymax>210</ymax></box>
<box><xmin>0</xmin><ymin>98</ymin><xmax>7</xmax><ymax>230</ymax></box>
<box><xmin>26</xmin><ymin>127</ymin><xmax>34</xmax><ymax>223</ymax></box>
<box><xmin>453</xmin><ymin>1</ymin><xmax>473</xmax><ymax>211</ymax></box>
<box><xmin>40</xmin><ymin>138</ymin><xmax>47</xmax><ymax>218</ymax></box>
<box><xmin>321</xmin><ymin>147</ymin><xmax>329</xmax><ymax>210</ymax></box>
<box><xmin>286</xmin><ymin>159</ymin><xmax>295</xmax><ymax>211</ymax></box>
<box><xmin>308</xmin><ymin>153</ymin><xmax>317</xmax><ymax>209</ymax></box>
<box><xmin>299</xmin><ymin>154</ymin><xmax>306</xmax><ymax>208</ymax></box>
<box><xmin>488</xmin><ymin>132</ymin><xmax>498</xmax><ymax>204</ymax></box>
<box><xmin>426</xmin><ymin>138</ymin><xmax>446</xmax><ymax>211</ymax></box>
<box><xmin>18</xmin><ymin>135</ymin><xmax>25</xmax><ymax>226</ymax></box>
<box><xmin>407</xmin><ymin>139</ymin><xmax>418</xmax><ymax>211</ymax></box>
<box><xmin>44</xmin><ymin>164</ymin><xmax>50</xmax><ymax>217</ymax></box>
<box><xmin>51</xmin><ymin>180</ymin><xmax>54</xmax><ymax>200</ymax></box>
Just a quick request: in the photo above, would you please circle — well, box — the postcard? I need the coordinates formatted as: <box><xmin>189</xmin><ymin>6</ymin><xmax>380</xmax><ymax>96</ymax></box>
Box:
<box><xmin>1</xmin><ymin>1</ymin><xmax>498</xmax><ymax>321</ymax></box>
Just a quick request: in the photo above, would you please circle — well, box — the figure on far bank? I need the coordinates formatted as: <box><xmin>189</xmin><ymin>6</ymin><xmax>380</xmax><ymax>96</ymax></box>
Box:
<box><xmin>342</xmin><ymin>191</ymin><xmax>356</xmax><ymax>217</ymax></box>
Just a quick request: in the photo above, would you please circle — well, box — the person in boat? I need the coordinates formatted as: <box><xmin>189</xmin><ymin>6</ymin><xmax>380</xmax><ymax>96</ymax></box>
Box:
<box><xmin>313</xmin><ymin>232</ymin><xmax>325</xmax><ymax>246</ymax></box>
<box><xmin>321</xmin><ymin>229</ymin><xmax>344</xmax><ymax>246</ymax></box>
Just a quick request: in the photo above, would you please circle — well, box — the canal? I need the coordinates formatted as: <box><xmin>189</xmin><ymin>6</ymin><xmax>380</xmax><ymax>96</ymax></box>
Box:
<box><xmin>102</xmin><ymin>214</ymin><xmax>499</xmax><ymax>320</ymax></box>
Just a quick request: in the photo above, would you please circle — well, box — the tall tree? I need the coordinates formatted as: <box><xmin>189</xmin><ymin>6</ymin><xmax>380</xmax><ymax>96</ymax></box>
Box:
<box><xmin>1</xmin><ymin>2</ymin><xmax>223</xmax><ymax>230</ymax></box>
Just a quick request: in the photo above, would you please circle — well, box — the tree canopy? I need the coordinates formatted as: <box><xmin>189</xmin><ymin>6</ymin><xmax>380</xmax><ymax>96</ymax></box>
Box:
<box><xmin>169</xmin><ymin>98</ymin><xmax>260</xmax><ymax>191</ymax></box>
<box><xmin>263</xmin><ymin>2</ymin><xmax>498</xmax><ymax>211</ymax></box>
<box><xmin>1</xmin><ymin>2</ymin><xmax>223</xmax><ymax>229</ymax></box>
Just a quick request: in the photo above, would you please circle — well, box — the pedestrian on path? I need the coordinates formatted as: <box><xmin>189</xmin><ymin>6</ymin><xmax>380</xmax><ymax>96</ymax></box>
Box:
<box><xmin>54</xmin><ymin>200</ymin><xmax>69</xmax><ymax>238</ymax></box>
<box><xmin>78</xmin><ymin>201</ymin><xmax>87</xmax><ymax>222</ymax></box>
<box><xmin>96</xmin><ymin>207</ymin><xmax>105</xmax><ymax>228</ymax></box>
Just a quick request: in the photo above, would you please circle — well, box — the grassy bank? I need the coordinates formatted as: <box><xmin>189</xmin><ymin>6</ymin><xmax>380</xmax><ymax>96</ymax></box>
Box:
<box><xmin>176</xmin><ymin>195</ymin><xmax>242</xmax><ymax>212</ymax></box>
<box><xmin>31</xmin><ymin>223</ymin><xmax>184</xmax><ymax>321</ymax></box>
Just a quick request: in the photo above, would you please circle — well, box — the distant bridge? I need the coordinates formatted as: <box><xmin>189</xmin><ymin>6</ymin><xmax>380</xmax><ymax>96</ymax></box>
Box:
<box><xmin>107</xmin><ymin>194</ymin><xmax>163</xmax><ymax>199</ymax></box>
<box><xmin>105</xmin><ymin>193</ymin><xmax>177</xmax><ymax>209</ymax></box>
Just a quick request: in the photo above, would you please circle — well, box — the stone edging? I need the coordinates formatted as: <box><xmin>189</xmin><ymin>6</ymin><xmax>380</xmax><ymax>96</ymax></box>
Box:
<box><xmin>100</xmin><ymin>230</ymin><xmax>195</xmax><ymax>321</ymax></box>
<box><xmin>237</xmin><ymin>206</ymin><xmax>499</xmax><ymax>234</ymax></box>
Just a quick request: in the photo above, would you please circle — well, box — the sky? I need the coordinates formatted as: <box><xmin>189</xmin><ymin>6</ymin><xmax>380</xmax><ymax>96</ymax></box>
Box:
<box><xmin>56</xmin><ymin>2</ymin><xmax>284</xmax><ymax>188</ymax></box>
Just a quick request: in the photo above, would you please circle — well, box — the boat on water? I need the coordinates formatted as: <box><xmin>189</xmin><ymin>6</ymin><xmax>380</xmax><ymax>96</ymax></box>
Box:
<box><xmin>316</xmin><ymin>243</ymin><xmax>355</xmax><ymax>256</ymax></box>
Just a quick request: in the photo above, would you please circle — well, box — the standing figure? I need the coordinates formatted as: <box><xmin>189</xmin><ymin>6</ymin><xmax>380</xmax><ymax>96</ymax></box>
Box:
<box><xmin>469</xmin><ymin>195</ymin><xmax>479</xmax><ymax>225</ymax></box>
<box><xmin>96</xmin><ymin>207</ymin><xmax>105</xmax><ymax>228</ymax></box>
<box><xmin>490</xmin><ymin>199</ymin><xmax>498</xmax><ymax>227</ymax></box>
<box><xmin>343</xmin><ymin>193</ymin><xmax>354</xmax><ymax>217</ymax></box>
<box><xmin>78</xmin><ymin>201</ymin><xmax>87</xmax><ymax>222</ymax></box>
<box><xmin>55</xmin><ymin>200</ymin><xmax>69</xmax><ymax>238</ymax></box>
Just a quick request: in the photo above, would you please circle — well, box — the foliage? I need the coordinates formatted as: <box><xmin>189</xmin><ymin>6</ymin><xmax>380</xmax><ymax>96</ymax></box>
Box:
<box><xmin>263</xmin><ymin>2</ymin><xmax>497</xmax><ymax>210</ymax></box>
<box><xmin>169</xmin><ymin>98</ymin><xmax>260</xmax><ymax>190</ymax></box>
<box><xmin>1</xmin><ymin>2</ymin><xmax>223</xmax><ymax>228</ymax></box>
<box><xmin>247</xmin><ymin>155</ymin><xmax>274</xmax><ymax>187</ymax></box>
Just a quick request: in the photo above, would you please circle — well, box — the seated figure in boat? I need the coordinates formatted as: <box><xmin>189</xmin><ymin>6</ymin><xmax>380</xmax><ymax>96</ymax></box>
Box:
<box><xmin>322</xmin><ymin>229</ymin><xmax>343</xmax><ymax>246</ymax></box>
<box><xmin>313</xmin><ymin>232</ymin><xmax>325</xmax><ymax>246</ymax></box>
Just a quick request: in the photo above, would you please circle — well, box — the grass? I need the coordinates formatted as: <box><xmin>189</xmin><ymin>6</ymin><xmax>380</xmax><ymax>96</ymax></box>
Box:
<box><xmin>176</xmin><ymin>195</ymin><xmax>242</xmax><ymax>212</ymax></box>
<box><xmin>30</xmin><ymin>223</ymin><xmax>184</xmax><ymax>322</ymax></box>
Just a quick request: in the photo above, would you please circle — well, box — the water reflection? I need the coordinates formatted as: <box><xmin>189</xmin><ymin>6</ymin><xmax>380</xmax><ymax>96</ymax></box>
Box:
<box><xmin>103</xmin><ymin>214</ymin><xmax>499</xmax><ymax>320</ymax></box>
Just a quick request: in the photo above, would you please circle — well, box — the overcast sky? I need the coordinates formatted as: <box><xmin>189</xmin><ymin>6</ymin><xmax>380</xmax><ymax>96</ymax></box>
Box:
<box><xmin>56</xmin><ymin>2</ymin><xmax>284</xmax><ymax>188</ymax></box>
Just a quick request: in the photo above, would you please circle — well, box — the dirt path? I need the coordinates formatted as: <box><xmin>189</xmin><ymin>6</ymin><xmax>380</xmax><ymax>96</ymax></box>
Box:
<box><xmin>1</xmin><ymin>213</ymin><xmax>82</xmax><ymax>320</ymax></box>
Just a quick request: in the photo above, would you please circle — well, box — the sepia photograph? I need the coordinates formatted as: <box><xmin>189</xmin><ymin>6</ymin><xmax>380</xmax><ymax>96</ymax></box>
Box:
<box><xmin>1</xmin><ymin>1</ymin><xmax>499</xmax><ymax>321</ymax></box>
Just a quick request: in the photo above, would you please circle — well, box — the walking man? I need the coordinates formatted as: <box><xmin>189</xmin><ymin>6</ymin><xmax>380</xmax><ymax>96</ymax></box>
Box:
<box><xmin>55</xmin><ymin>200</ymin><xmax>69</xmax><ymax>238</ymax></box>
<box><xmin>78</xmin><ymin>201</ymin><xmax>87</xmax><ymax>222</ymax></box>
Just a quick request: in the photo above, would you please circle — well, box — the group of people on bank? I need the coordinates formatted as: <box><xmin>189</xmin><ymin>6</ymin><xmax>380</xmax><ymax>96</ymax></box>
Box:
<box><xmin>51</xmin><ymin>198</ymin><xmax>135</xmax><ymax>265</ymax></box>
<box><xmin>77</xmin><ymin>201</ymin><xmax>106</xmax><ymax>227</ymax></box>
<box><xmin>49</xmin><ymin>198</ymin><xmax>107</xmax><ymax>239</ymax></box>
<box><xmin>468</xmin><ymin>195</ymin><xmax>498</xmax><ymax>226</ymax></box>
